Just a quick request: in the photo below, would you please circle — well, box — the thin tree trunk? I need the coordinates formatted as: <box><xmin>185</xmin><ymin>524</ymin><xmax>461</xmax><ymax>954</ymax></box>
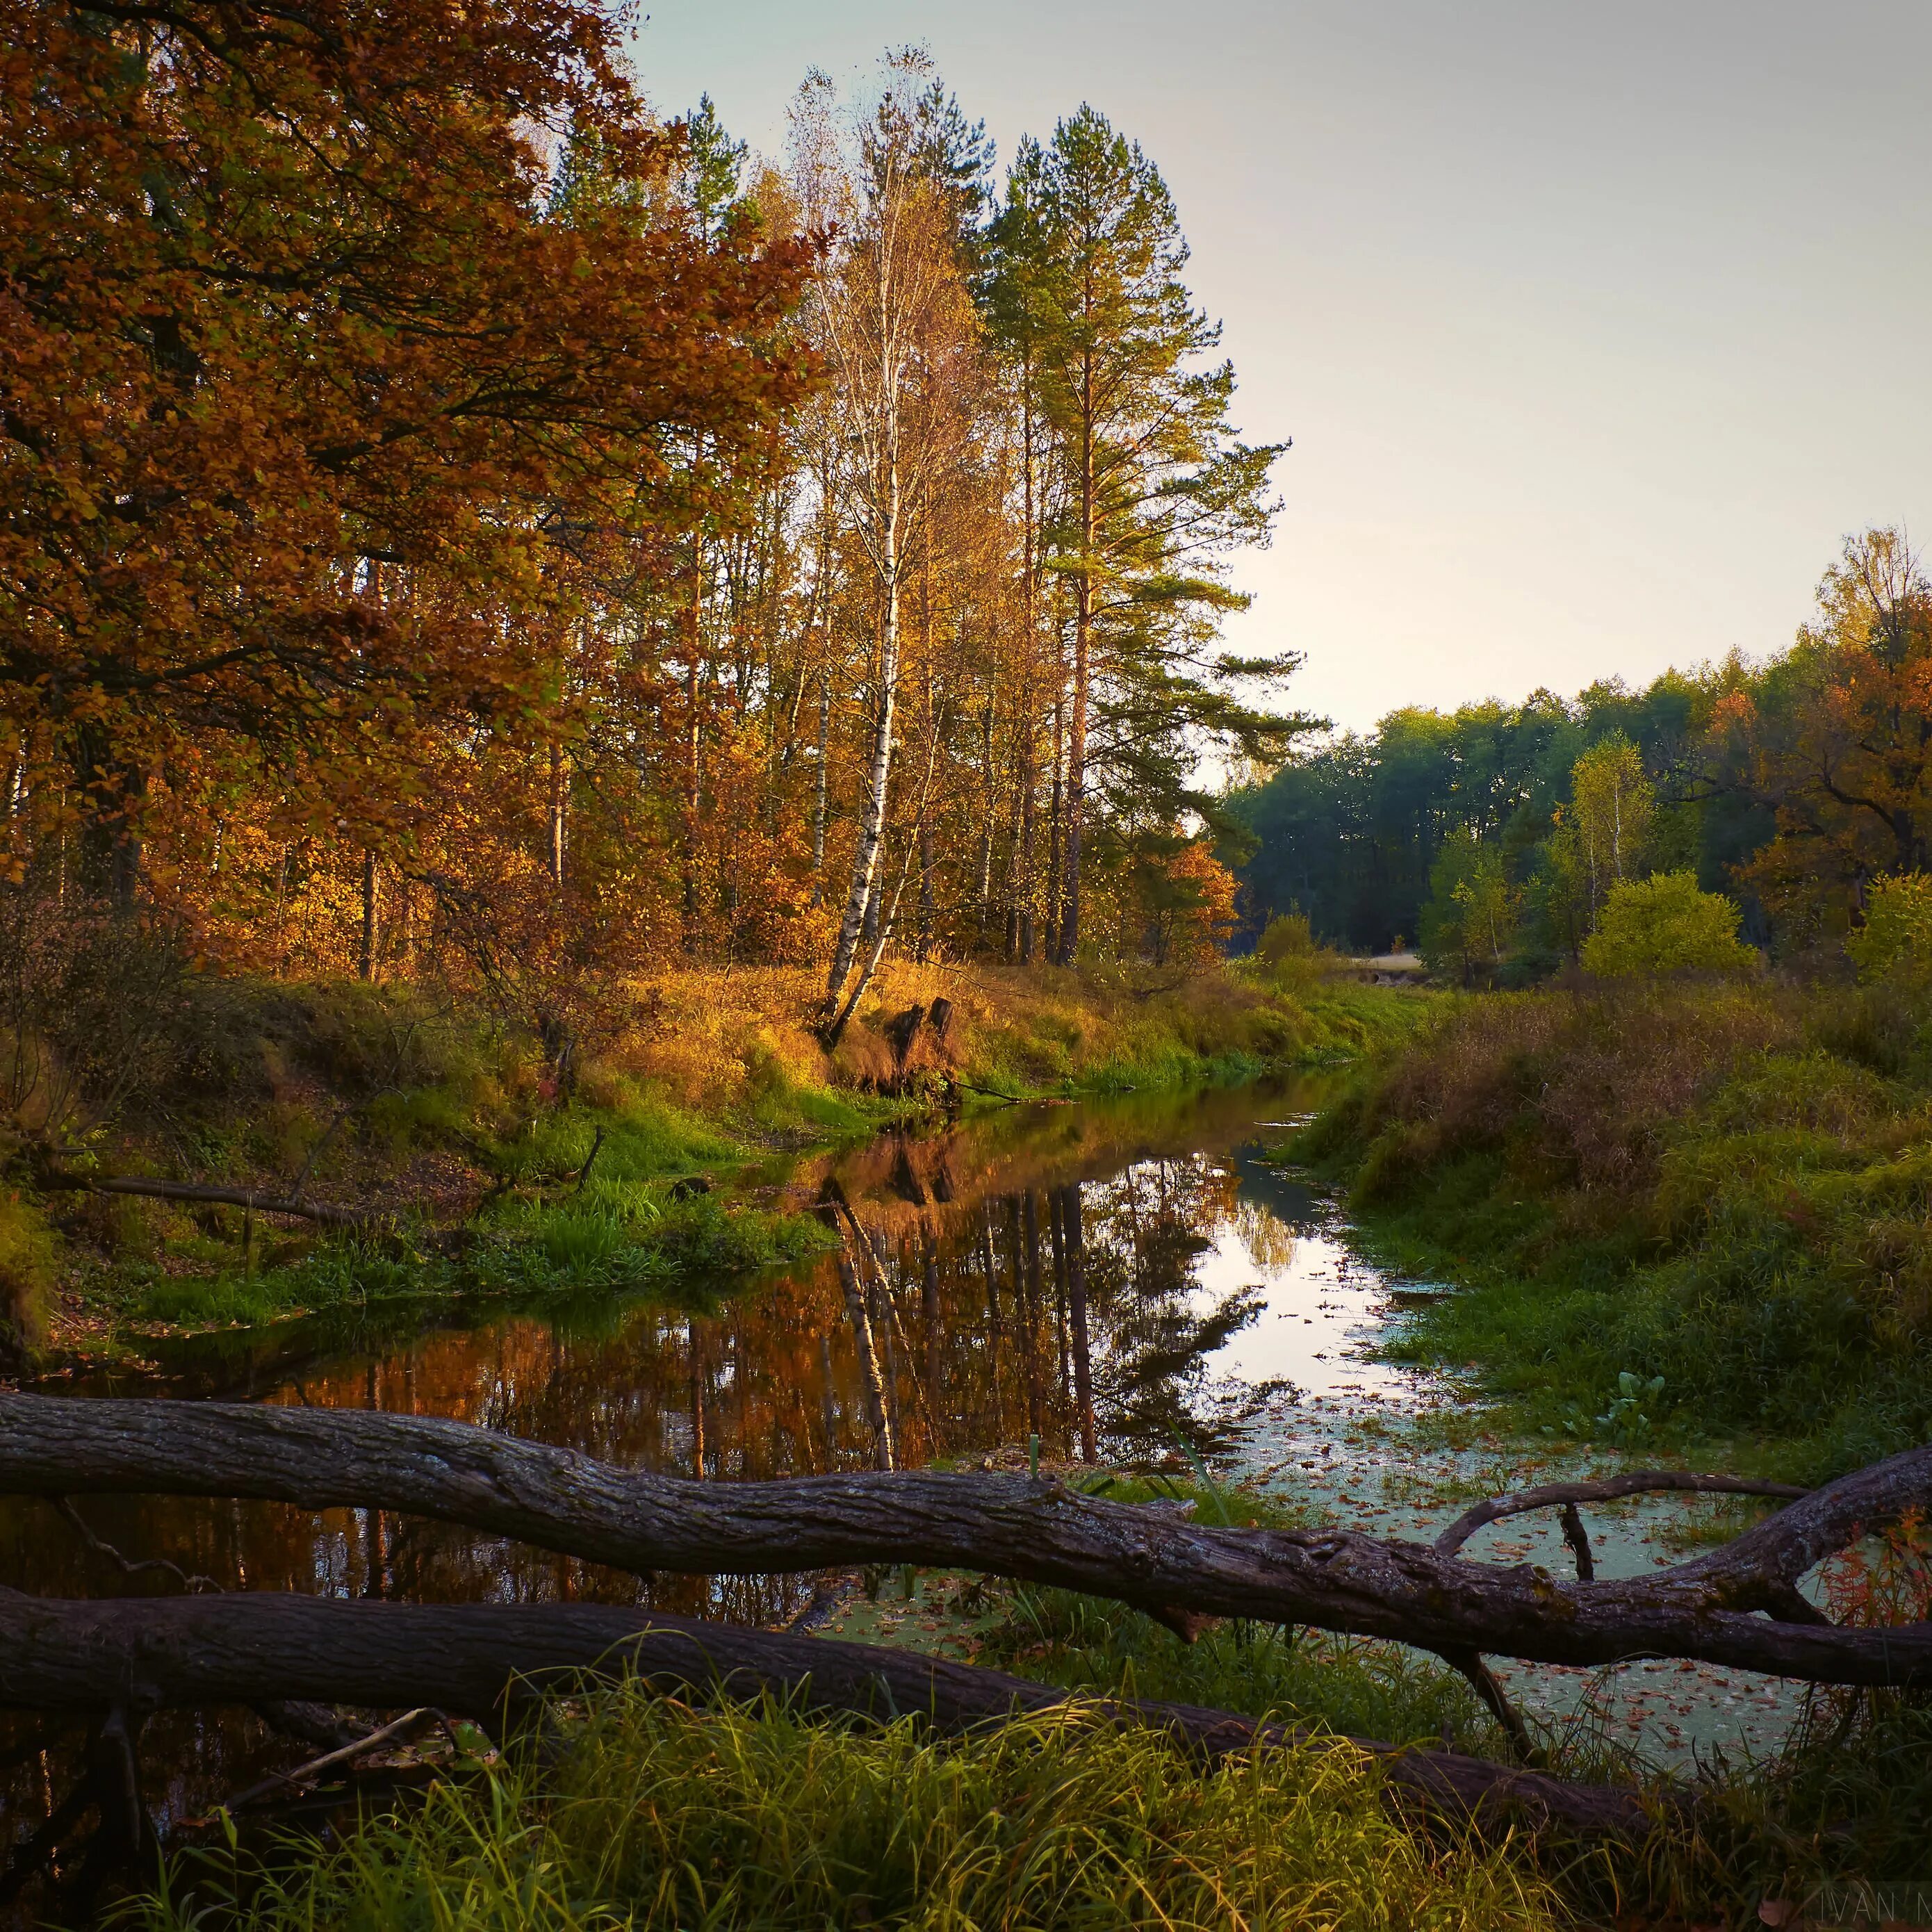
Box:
<box><xmin>1062</xmin><ymin>1182</ymin><xmax>1097</xmax><ymax>1462</ymax></box>
<box><xmin>1017</xmin><ymin>732</ymin><xmax>1038</xmax><ymax>965</ymax></box>
<box><xmin>979</xmin><ymin>1213</ymin><xmax>1005</xmax><ymax>1441</ymax></box>
<box><xmin>922</xmin><ymin>1235</ymin><xmax>942</xmax><ymax>1434</ymax></box>
<box><xmin>1046</xmin><ymin>685</ymin><xmax>1065</xmax><ymax>960</ymax></box>
<box><xmin>1016</xmin><ymin>1194</ymin><xmax>1043</xmax><ymax>1441</ymax></box>
<box><xmin>547</xmin><ymin>742</ymin><xmax>566</xmax><ymax>888</ymax></box>
<box><xmin>817</xmin><ymin>1334</ymin><xmax>840</xmax><ymax>1465</ymax></box>
<box><xmin>1018</xmin><ymin>349</ymin><xmax>1040</xmax><ymax>966</ymax></box>
<box><xmin>1049</xmin><ymin>1188</ymin><xmax>1070</xmax><ymax>1411</ymax></box>
<box><xmin>918</xmin><ymin>823</ymin><xmax>935</xmax><ymax>962</ymax></box>
<box><xmin>682</xmin><ymin>541</ymin><xmax>703</xmax><ymax>956</ymax></box>
<box><xmin>811</xmin><ymin>669</ymin><xmax>830</xmax><ymax>905</ymax></box>
<box><xmin>824</xmin><ymin>459</ymin><xmax>901</xmax><ymax>1022</ymax></box>
<box><xmin>359</xmin><ymin>853</ymin><xmax>377</xmax><ymax>982</ymax></box>
<box><xmin>1058</xmin><ymin>358</ymin><xmax>1095</xmax><ymax>966</ymax></box>
<box><xmin>838</xmin><ymin>1255</ymin><xmax>896</xmax><ymax>1472</ymax></box>
<box><xmin>975</xmin><ymin>703</ymin><xmax>995</xmax><ymax>939</ymax></box>
<box><xmin>688</xmin><ymin>1320</ymin><xmax>706</xmax><ymax>1480</ymax></box>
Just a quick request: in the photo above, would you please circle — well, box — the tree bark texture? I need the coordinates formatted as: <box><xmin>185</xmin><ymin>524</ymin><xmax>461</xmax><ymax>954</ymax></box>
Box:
<box><xmin>2</xmin><ymin>1396</ymin><xmax>1927</xmax><ymax>1689</ymax></box>
<box><xmin>0</xmin><ymin>1589</ymin><xmax>1656</xmax><ymax>1836</ymax></box>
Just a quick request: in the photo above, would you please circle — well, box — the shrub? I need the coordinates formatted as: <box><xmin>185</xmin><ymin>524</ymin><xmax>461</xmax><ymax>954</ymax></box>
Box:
<box><xmin>1580</xmin><ymin>872</ymin><xmax>1759</xmax><ymax>979</ymax></box>
<box><xmin>1847</xmin><ymin>871</ymin><xmax>1932</xmax><ymax>990</ymax></box>
<box><xmin>1256</xmin><ymin>911</ymin><xmax>1317</xmax><ymax>965</ymax></box>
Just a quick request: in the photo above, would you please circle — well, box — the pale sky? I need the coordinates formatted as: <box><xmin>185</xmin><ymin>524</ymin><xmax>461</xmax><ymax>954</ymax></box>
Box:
<box><xmin>630</xmin><ymin>1</ymin><xmax>1932</xmax><ymax>734</ymax></box>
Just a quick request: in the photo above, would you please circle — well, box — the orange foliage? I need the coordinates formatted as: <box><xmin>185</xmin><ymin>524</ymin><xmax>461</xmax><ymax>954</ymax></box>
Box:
<box><xmin>0</xmin><ymin>0</ymin><xmax>812</xmax><ymax>897</ymax></box>
<box><xmin>1718</xmin><ymin>531</ymin><xmax>1932</xmax><ymax>931</ymax></box>
<box><xmin>1136</xmin><ymin>839</ymin><xmax>1241</xmax><ymax>966</ymax></box>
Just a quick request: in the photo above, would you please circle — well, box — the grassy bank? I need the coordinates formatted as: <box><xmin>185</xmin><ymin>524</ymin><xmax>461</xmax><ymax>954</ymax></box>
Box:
<box><xmin>123</xmin><ymin>1503</ymin><xmax>1932</xmax><ymax>1931</ymax></box>
<box><xmin>6</xmin><ymin>957</ymin><xmax>1428</xmax><ymax>1359</ymax></box>
<box><xmin>134</xmin><ymin>1685</ymin><xmax>1563</xmax><ymax>1932</ymax></box>
<box><xmin>1287</xmin><ymin>977</ymin><xmax>1932</xmax><ymax>1480</ymax></box>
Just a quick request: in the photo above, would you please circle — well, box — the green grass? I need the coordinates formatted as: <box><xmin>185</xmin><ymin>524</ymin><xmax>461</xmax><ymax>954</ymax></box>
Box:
<box><xmin>45</xmin><ymin>964</ymin><xmax>1428</xmax><ymax>1350</ymax></box>
<box><xmin>1286</xmin><ymin>981</ymin><xmax>1932</xmax><ymax>1481</ymax></box>
<box><xmin>130</xmin><ymin>1189</ymin><xmax>834</xmax><ymax>1330</ymax></box>
<box><xmin>979</xmin><ymin>1587</ymin><xmax>1498</xmax><ymax>1753</ymax></box>
<box><xmin>945</xmin><ymin>1468</ymin><xmax>1499</xmax><ymax>1753</ymax></box>
<box><xmin>90</xmin><ymin>1079</ymin><xmax>842</xmax><ymax>1335</ymax></box>
<box><xmin>131</xmin><ymin>1685</ymin><xmax>1564</xmax><ymax>1932</ymax></box>
<box><xmin>954</xmin><ymin>970</ymin><xmax>1436</xmax><ymax>1102</ymax></box>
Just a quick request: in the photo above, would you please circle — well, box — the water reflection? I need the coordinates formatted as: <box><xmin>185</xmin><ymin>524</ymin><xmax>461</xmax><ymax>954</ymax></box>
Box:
<box><xmin>3</xmin><ymin>1076</ymin><xmax>1396</xmax><ymax>1857</ymax></box>
<box><xmin>7</xmin><ymin>1082</ymin><xmax>1368</xmax><ymax>1612</ymax></box>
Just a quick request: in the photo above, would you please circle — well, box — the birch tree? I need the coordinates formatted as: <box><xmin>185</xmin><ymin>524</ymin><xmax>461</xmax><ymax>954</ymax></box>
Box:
<box><xmin>809</xmin><ymin>63</ymin><xmax>981</xmax><ymax>1037</ymax></box>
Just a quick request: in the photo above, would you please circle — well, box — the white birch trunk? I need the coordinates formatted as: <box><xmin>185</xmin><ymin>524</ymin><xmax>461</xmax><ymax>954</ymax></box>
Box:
<box><xmin>824</xmin><ymin>445</ymin><xmax>900</xmax><ymax>1013</ymax></box>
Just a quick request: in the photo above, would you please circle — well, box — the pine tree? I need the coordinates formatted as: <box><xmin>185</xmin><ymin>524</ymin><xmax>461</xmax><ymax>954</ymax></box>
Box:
<box><xmin>986</xmin><ymin>107</ymin><xmax>1291</xmax><ymax>962</ymax></box>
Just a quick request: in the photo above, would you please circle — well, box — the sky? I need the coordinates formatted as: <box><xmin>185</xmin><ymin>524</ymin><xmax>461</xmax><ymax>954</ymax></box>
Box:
<box><xmin>628</xmin><ymin>1</ymin><xmax>1932</xmax><ymax>735</ymax></box>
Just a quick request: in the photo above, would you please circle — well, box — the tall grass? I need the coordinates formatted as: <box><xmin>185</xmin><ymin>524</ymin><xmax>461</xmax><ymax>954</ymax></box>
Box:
<box><xmin>133</xmin><ymin>1687</ymin><xmax>1562</xmax><ymax>1932</ymax></box>
<box><xmin>1291</xmin><ymin>979</ymin><xmax>1932</xmax><ymax>1477</ymax></box>
<box><xmin>981</xmin><ymin>1585</ymin><xmax>1497</xmax><ymax>1753</ymax></box>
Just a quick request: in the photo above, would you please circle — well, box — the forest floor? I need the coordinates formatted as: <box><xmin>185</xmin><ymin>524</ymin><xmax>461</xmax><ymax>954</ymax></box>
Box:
<box><xmin>7</xmin><ymin>956</ymin><xmax>1430</xmax><ymax>1366</ymax></box>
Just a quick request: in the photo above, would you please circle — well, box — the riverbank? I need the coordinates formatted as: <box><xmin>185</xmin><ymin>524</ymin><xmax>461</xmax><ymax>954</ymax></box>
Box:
<box><xmin>13</xmin><ymin>1045</ymin><xmax>1929</xmax><ymax>1931</ymax></box>
<box><xmin>1283</xmin><ymin>976</ymin><xmax>1932</xmax><ymax>1484</ymax></box>
<box><xmin>7</xmin><ymin>960</ymin><xmax>1431</xmax><ymax>1362</ymax></box>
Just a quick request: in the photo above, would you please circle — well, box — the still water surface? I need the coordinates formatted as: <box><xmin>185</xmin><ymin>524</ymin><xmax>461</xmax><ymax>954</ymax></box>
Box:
<box><xmin>0</xmin><ymin>1073</ymin><xmax>1806</xmax><ymax>1858</ymax></box>
<box><xmin>8</xmin><ymin>1075</ymin><xmax>1423</xmax><ymax>1840</ymax></box>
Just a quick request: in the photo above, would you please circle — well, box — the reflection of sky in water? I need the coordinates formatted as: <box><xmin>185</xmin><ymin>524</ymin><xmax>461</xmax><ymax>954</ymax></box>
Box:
<box><xmin>1184</xmin><ymin>1138</ymin><xmax>1427</xmax><ymax>1408</ymax></box>
<box><xmin>1169</xmin><ymin>1123</ymin><xmax>1818</xmax><ymax>1771</ymax></box>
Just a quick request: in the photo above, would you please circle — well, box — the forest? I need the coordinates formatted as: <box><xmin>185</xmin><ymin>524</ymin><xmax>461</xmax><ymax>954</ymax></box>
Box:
<box><xmin>5</xmin><ymin>0</ymin><xmax>1932</xmax><ymax>1928</ymax></box>
<box><xmin>1229</xmin><ymin>525</ymin><xmax>1932</xmax><ymax>979</ymax></box>
<box><xmin>3</xmin><ymin>1</ymin><xmax>1297</xmax><ymax>1043</ymax></box>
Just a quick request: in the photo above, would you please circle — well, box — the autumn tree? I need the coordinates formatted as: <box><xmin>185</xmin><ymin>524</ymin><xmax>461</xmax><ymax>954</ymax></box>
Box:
<box><xmin>799</xmin><ymin>56</ymin><xmax>986</xmax><ymax>1038</ymax></box>
<box><xmin>0</xmin><ymin>0</ymin><xmax>811</xmax><ymax>914</ymax></box>
<box><xmin>4</xmin><ymin>26</ymin><xmax>1301</xmax><ymax>1006</ymax></box>
<box><xmin>1712</xmin><ymin>529</ymin><xmax>1932</xmax><ymax>934</ymax></box>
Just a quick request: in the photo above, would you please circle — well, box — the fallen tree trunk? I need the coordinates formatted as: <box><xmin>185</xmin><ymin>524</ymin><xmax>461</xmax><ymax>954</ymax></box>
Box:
<box><xmin>35</xmin><ymin>1175</ymin><xmax>370</xmax><ymax>1230</ymax></box>
<box><xmin>1434</xmin><ymin>1472</ymin><xmax>1812</xmax><ymax>1559</ymax></box>
<box><xmin>0</xmin><ymin>1589</ymin><xmax>1657</xmax><ymax>1836</ymax></box>
<box><xmin>2</xmin><ymin>1396</ymin><xmax>1927</xmax><ymax>1687</ymax></box>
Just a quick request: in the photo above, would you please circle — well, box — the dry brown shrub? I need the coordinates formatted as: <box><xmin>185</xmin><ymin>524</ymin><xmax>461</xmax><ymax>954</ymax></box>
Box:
<box><xmin>1370</xmin><ymin>993</ymin><xmax>1567</xmax><ymax>1153</ymax></box>
<box><xmin>1369</xmin><ymin>985</ymin><xmax>1796</xmax><ymax>1197</ymax></box>
<box><xmin>1535</xmin><ymin>986</ymin><xmax>1795</xmax><ymax>1192</ymax></box>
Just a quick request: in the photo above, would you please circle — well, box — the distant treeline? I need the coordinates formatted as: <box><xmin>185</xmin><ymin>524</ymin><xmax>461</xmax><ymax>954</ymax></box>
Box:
<box><xmin>1227</xmin><ymin>528</ymin><xmax>1931</xmax><ymax>979</ymax></box>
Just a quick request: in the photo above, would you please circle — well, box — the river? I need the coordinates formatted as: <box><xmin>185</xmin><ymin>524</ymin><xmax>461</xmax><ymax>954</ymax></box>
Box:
<box><xmin>0</xmin><ymin>1073</ymin><xmax>1812</xmax><ymax>1867</ymax></box>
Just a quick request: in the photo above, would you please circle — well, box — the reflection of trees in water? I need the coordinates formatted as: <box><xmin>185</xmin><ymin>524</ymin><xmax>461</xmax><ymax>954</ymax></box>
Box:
<box><xmin>1076</xmin><ymin>1157</ymin><xmax>1263</xmax><ymax>1455</ymax></box>
<box><xmin>1</xmin><ymin>1153</ymin><xmax>1277</xmax><ymax>1627</ymax></box>
<box><xmin>0</xmin><ymin>1154</ymin><xmax>1275</xmax><ymax>1642</ymax></box>
<box><xmin>0</xmin><ymin>1091</ymin><xmax>1316</xmax><ymax>1851</ymax></box>
<box><xmin>1235</xmin><ymin>1193</ymin><xmax>1300</xmax><ymax>1273</ymax></box>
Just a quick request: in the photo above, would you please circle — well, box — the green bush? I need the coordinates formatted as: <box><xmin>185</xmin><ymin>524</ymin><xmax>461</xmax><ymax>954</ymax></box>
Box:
<box><xmin>1256</xmin><ymin>911</ymin><xmax>1317</xmax><ymax>964</ymax></box>
<box><xmin>1848</xmin><ymin>871</ymin><xmax>1932</xmax><ymax>990</ymax></box>
<box><xmin>1580</xmin><ymin>872</ymin><xmax>1758</xmax><ymax>979</ymax></box>
<box><xmin>1291</xmin><ymin>979</ymin><xmax>1932</xmax><ymax>1473</ymax></box>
